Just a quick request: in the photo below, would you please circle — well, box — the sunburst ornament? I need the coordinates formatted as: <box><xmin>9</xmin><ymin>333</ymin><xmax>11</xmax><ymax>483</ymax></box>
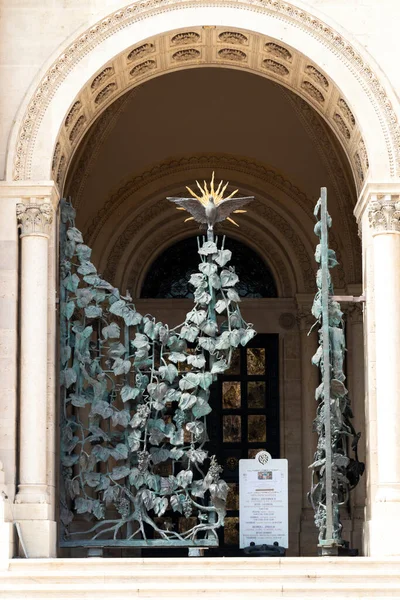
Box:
<box><xmin>167</xmin><ymin>172</ymin><xmax>254</xmax><ymax>230</ymax></box>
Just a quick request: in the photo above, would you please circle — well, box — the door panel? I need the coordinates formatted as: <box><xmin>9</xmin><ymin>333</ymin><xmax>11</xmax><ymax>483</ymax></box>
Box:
<box><xmin>207</xmin><ymin>333</ymin><xmax>280</xmax><ymax>555</ymax></box>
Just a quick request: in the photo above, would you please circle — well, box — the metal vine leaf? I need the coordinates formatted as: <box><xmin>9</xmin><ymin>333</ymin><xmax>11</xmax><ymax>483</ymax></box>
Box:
<box><xmin>308</xmin><ymin>188</ymin><xmax>365</xmax><ymax>551</ymax></box>
<box><xmin>60</xmin><ymin>182</ymin><xmax>256</xmax><ymax>548</ymax></box>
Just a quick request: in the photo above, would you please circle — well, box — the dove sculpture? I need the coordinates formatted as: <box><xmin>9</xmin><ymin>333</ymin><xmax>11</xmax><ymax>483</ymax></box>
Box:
<box><xmin>167</xmin><ymin>173</ymin><xmax>254</xmax><ymax>231</ymax></box>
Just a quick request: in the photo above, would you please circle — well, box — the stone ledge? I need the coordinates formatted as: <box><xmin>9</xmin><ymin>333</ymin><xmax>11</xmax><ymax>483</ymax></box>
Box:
<box><xmin>8</xmin><ymin>557</ymin><xmax>400</xmax><ymax>570</ymax></box>
<box><xmin>0</xmin><ymin>580</ymin><xmax>400</xmax><ymax>599</ymax></box>
<box><xmin>1</xmin><ymin>557</ymin><xmax>400</xmax><ymax>599</ymax></box>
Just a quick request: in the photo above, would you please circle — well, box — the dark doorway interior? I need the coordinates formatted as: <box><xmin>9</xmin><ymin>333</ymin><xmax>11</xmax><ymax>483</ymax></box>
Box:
<box><xmin>206</xmin><ymin>333</ymin><xmax>280</xmax><ymax>556</ymax></box>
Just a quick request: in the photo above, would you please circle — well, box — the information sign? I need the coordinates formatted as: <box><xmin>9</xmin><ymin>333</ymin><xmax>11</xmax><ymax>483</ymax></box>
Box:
<box><xmin>239</xmin><ymin>451</ymin><xmax>288</xmax><ymax>549</ymax></box>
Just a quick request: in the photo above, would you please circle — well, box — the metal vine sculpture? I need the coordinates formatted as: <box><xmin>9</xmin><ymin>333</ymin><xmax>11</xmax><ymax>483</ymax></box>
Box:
<box><xmin>60</xmin><ymin>176</ymin><xmax>256</xmax><ymax>549</ymax></box>
<box><xmin>308</xmin><ymin>188</ymin><xmax>365</xmax><ymax>554</ymax></box>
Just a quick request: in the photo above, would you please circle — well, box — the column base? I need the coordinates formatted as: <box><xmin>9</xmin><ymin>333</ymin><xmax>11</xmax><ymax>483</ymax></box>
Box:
<box><xmin>15</xmin><ymin>484</ymin><xmax>49</xmax><ymax>504</ymax></box>
<box><xmin>0</xmin><ymin>495</ymin><xmax>14</xmax><ymax>567</ymax></box>
<box><xmin>0</xmin><ymin>519</ymin><xmax>14</xmax><ymax>568</ymax></box>
<box><xmin>365</xmin><ymin>501</ymin><xmax>400</xmax><ymax>556</ymax></box>
<box><xmin>12</xmin><ymin>502</ymin><xmax>56</xmax><ymax>558</ymax></box>
<box><xmin>16</xmin><ymin>519</ymin><xmax>57</xmax><ymax>558</ymax></box>
<box><xmin>0</xmin><ymin>522</ymin><xmax>13</xmax><ymax>568</ymax></box>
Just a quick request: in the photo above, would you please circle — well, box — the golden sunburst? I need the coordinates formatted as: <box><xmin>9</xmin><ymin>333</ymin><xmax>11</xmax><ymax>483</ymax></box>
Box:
<box><xmin>174</xmin><ymin>172</ymin><xmax>249</xmax><ymax>227</ymax></box>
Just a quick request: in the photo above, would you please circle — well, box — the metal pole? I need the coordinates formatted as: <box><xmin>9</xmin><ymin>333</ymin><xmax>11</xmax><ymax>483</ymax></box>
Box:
<box><xmin>320</xmin><ymin>187</ymin><xmax>335</xmax><ymax>552</ymax></box>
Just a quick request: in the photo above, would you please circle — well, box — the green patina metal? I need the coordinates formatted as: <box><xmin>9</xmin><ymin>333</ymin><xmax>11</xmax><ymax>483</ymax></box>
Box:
<box><xmin>309</xmin><ymin>188</ymin><xmax>365</xmax><ymax>554</ymax></box>
<box><xmin>59</xmin><ymin>179</ymin><xmax>256</xmax><ymax>549</ymax></box>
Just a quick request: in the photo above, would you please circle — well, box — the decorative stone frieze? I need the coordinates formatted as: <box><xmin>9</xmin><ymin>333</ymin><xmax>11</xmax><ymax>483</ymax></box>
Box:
<box><xmin>368</xmin><ymin>195</ymin><xmax>400</xmax><ymax>234</ymax></box>
<box><xmin>16</xmin><ymin>200</ymin><xmax>53</xmax><ymax>237</ymax></box>
<box><xmin>263</xmin><ymin>59</ymin><xmax>289</xmax><ymax>77</ymax></box>
<box><xmin>218</xmin><ymin>31</ymin><xmax>248</xmax><ymax>45</ymax></box>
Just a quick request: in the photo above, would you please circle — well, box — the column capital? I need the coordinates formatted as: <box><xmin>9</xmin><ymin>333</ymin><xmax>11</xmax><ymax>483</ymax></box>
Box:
<box><xmin>295</xmin><ymin>294</ymin><xmax>315</xmax><ymax>331</ymax></box>
<box><xmin>345</xmin><ymin>303</ymin><xmax>364</xmax><ymax>325</ymax></box>
<box><xmin>368</xmin><ymin>194</ymin><xmax>400</xmax><ymax>235</ymax></box>
<box><xmin>16</xmin><ymin>199</ymin><xmax>53</xmax><ymax>238</ymax></box>
<box><xmin>296</xmin><ymin>311</ymin><xmax>315</xmax><ymax>332</ymax></box>
<box><xmin>354</xmin><ymin>181</ymin><xmax>400</xmax><ymax>223</ymax></box>
<box><xmin>0</xmin><ymin>180</ymin><xmax>59</xmax><ymax>206</ymax></box>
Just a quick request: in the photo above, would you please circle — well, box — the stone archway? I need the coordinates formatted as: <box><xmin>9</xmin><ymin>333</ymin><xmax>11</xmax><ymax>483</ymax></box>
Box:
<box><xmin>6</xmin><ymin>0</ymin><xmax>400</xmax><ymax>186</ymax></box>
<box><xmin>3</xmin><ymin>0</ymin><xmax>400</xmax><ymax>559</ymax></box>
<box><xmin>51</xmin><ymin>25</ymin><xmax>370</xmax><ymax>193</ymax></box>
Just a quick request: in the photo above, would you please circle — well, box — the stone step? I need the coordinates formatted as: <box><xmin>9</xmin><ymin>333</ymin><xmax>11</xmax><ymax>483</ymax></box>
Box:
<box><xmin>2</xmin><ymin>570</ymin><xmax>400</xmax><ymax>585</ymax></box>
<box><xmin>1</xmin><ymin>581</ymin><xmax>400</xmax><ymax>599</ymax></box>
<box><xmin>8</xmin><ymin>556</ymin><xmax>400</xmax><ymax>571</ymax></box>
<box><xmin>2</xmin><ymin>558</ymin><xmax>400</xmax><ymax>599</ymax></box>
<box><xmin>2</xmin><ymin>567</ymin><xmax>400</xmax><ymax>584</ymax></box>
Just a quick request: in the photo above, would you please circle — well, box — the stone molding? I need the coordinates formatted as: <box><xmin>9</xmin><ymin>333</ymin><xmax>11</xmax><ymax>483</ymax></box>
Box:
<box><xmin>69</xmin><ymin>95</ymin><xmax>352</xmax><ymax>283</ymax></box>
<box><xmin>0</xmin><ymin>181</ymin><xmax>59</xmax><ymax>203</ymax></box>
<box><xmin>354</xmin><ymin>182</ymin><xmax>400</xmax><ymax>224</ymax></box>
<box><xmin>125</xmin><ymin>218</ymin><xmax>295</xmax><ymax>297</ymax></box>
<box><xmin>82</xmin><ymin>154</ymin><xmax>314</xmax><ymax>246</ymax></box>
<box><xmin>16</xmin><ymin>200</ymin><xmax>53</xmax><ymax>238</ymax></box>
<box><xmin>10</xmin><ymin>0</ymin><xmax>397</xmax><ymax>183</ymax></box>
<box><xmin>284</xmin><ymin>90</ymin><xmax>359</xmax><ymax>284</ymax></box>
<box><xmin>65</xmin><ymin>93</ymin><xmax>134</xmax><ymax>202</ymax></box>
<box><xmin>368</xmin><ymin>194</ymin><xmax>400</xmax><ymax>235</ymax></box>
<box><xmin>48</xmin><ymin>23</ymin><xmax>369</xmax><ymax>193</ymax></box>
<box><xmin>79</xmin><ymin>153</ymin><xmax>345</xmax><ymax>293</ymax></box>
<box><xmin>101</xmin><ymin>188</ymin><xmax>314</xmax><ymax>294</ymax></box>
<box><xmin>279</xmin><ymin>312</ymin><xmax>297</xmax><ymax>330</ymax></box>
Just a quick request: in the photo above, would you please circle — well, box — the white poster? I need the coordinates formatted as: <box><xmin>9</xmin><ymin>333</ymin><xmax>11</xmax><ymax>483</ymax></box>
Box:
<box><xmin>239</xmin><ymin>451</ymin><xmax>288</xmax><ymax>549</ymax></box>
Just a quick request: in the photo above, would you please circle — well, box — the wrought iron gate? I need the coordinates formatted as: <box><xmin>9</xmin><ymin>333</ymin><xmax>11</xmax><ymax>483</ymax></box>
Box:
<box><xmin>59</xmin><ymin>178</ymin><xmax>258</xmax><ymax>552</ymax></box>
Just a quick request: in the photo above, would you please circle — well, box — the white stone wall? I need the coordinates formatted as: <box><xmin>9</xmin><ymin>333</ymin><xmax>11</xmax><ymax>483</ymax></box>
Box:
<box><xmin>1</xmin><ymin>0</ymin><xmax>400</xmax><ymax>181</ymax></box>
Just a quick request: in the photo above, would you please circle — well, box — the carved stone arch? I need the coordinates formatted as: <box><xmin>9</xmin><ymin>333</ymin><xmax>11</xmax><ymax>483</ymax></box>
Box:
<box><xmin>83</xmin><ymin>153</ymin><xmax>317</xmax><ymax>250</ymax></box>
<box><xmin>82</xmin><ymin>154</ymin><xmax>349</xmax><ymax>288</ymax></box>
<box><xmin>123</xmin><ymin>220</ymin><xmax>296</xmax><ymax>299</ymax></box>
<box><xmin>7</xmin><ymin>0</ymin><xmax>400</xmax><ymax>192</ymax></box>
<box><xmin>100</xmin><ymin>190</ymin><xmax>314</xmax><ymax>296</ymax></box>
<box><xmin>51</xmin><ymin>25</ymin><xmax>372</xmax><ymax>194</ymax></box>
<box><xmin>282</xmin><ymin>89</ymin><xmax>360</xmax><ymax>283</ymax></box>
<box><xmin>63</xmin><ymin>91</ymin><xmax>137</xmax><ymax>205</ymax></box>
<box><xmin>71</xmin><ymin>120</ymin><xmax>352</xmax><ymax>286</ymax></box>
<box><xmin>83</xmin><ymin>155</ymin><xmax>347</xmax><ymax>294</ymax></box>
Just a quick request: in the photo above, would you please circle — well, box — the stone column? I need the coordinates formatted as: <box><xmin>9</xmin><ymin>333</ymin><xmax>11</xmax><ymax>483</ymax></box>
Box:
<box><xmin>345</xmin><ymin>302</ymin><xmax>366</xmax><ymax>552</ymax></box>
<box><xmin>0</xmin><ymin>187</ymin><xmax>19</xmax><ymax>497</ymax></box>
<box><xmin>367</xmin><ymin>194</ymin><xmax>400</xmax><ymax>555</ymax></box>
<box><xmin>16</xmin><ymin>199</ymin><xmax>53</xmax><ymax>503</ymax></box>
<box><xmin>13</xmin><ymin>188</ymin><xmax>58</xmax><ymax>558</ymax></box>
<box><xmin>296</xmin><ymin>297</ymin><xmax>319</xmax><ymax>555</ymax></box>
<box><xmin>0</xmin><ymin>185</ymin><xmax>22</xmax><ymax>560</ymax></box>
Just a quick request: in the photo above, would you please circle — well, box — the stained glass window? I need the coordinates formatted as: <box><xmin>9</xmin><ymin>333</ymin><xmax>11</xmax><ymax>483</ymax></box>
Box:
<box><xmin>141</xmin><ymin>236</ymin><xmax>277</xmax><ymax>298</ymax></box>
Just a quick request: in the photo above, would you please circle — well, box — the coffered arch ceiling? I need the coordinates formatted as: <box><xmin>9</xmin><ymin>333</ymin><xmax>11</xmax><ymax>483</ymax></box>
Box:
<box><xmin>56</xmin><ymin>26</ymin><xmax>368</xmax><ymax>193</ymax></box>
<box><xmin>64</xmin><ymin>66</ymin><xmax>360</xmax><ymax>297</ymax></box>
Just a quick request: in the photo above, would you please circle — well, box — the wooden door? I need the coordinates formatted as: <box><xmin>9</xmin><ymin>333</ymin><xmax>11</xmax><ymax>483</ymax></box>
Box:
<box><xmin>206</xmin><ymin>333</ymin><xmax>280</xmax><ymax>555</ymax></box>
